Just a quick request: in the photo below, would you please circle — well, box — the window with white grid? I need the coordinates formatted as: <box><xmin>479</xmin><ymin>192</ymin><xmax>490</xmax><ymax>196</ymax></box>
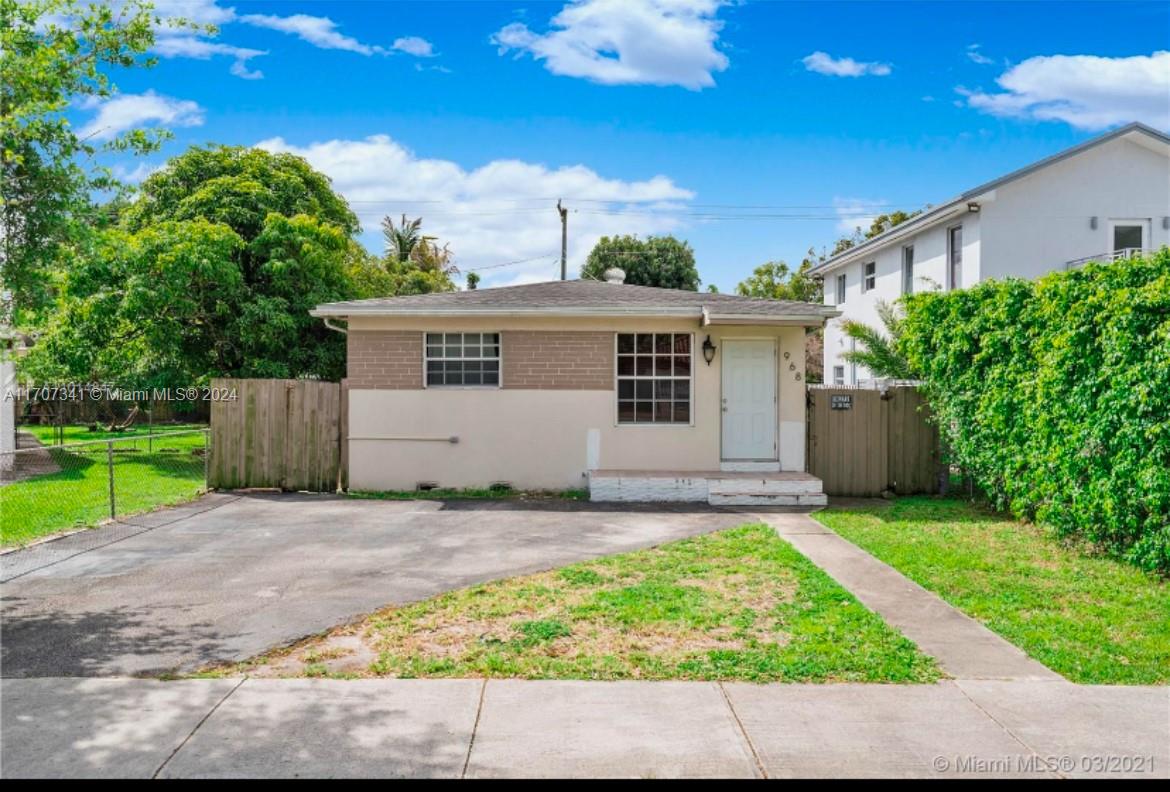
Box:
<box><xmin>615</xmin><ymin>333</ymin><xmax>692</xmax><ymax>424</ymax></box>
<box><xmin>425</xmin><ymin>332</ymin><xmax>500</xmax><ymax>387</ymax></box>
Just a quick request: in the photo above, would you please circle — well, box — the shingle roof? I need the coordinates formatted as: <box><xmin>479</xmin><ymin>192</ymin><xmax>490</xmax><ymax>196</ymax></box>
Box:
<box><xmin>312</xmin><ymin>279</ymin><xmax>838</xmax><ymax>322</ymax></box>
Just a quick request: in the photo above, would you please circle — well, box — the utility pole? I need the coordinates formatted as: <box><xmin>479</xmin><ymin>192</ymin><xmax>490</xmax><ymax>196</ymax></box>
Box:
<box><xmin>557</xmin><ymin>199</ymin><xmax>568</xmax><ymax>280</ymax></box>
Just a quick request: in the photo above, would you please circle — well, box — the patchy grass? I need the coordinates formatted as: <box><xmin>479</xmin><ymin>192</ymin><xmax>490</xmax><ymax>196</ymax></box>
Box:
<box><xmin>815</xmin><ymin>497</ymin><xmax>1170</xmax><ymax>685</ymax></box>
<box><xmin>1</xmin><ymin>429</ymin><xmax>206</xmax><ymax>547</ymax></box>
<box><xmin>221</xmin><ymin>524</ymin><xmax>938</xmax><ymax>683</ymax></box>
<box><xmin>348</xmin><ymin>487</ymin><xmax>588</xmax><ymax>501</ymax></box>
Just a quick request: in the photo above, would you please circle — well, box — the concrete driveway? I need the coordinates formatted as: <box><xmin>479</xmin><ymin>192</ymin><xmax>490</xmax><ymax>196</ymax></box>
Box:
<box><xmin>1</xmin><ymin>493</ymin><xmax>749</xmax><ymax>678</ymax></box>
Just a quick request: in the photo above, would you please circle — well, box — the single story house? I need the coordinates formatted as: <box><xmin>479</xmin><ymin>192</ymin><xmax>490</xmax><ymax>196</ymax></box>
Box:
<box><xmin>311</xmin><ymin>271</ymin><xmax>839</xmax><ymax>505</ymax></box>
<box><xmin>809</xmin><ymin>121</ymin><xmax>1170</xmax><ymax>386</ymax></box>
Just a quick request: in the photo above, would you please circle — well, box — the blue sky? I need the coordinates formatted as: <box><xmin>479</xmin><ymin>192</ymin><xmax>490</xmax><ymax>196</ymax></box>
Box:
<box><xmin>86</xmin><ymin>0</ymin><xmax>1170</xmax><ymax>290</ymax></box>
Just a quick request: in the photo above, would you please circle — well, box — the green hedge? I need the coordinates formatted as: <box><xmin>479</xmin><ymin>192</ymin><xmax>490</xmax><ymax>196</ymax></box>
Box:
<box><xmin>899</xmin><ymin>250</ymin><xmax>1170</xmax><ymax>572</ymax></box>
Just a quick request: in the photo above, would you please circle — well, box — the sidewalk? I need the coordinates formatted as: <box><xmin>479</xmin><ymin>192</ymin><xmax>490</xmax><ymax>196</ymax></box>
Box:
<box><xmin>2</xmin><ymin>677</ymin><xmax>1166</xmax><ymax>778</ymax></box>
<box><xmin>755</xmin><ymin>512</ymin><xmax>1061</xmax><ymax>680</ymax></box>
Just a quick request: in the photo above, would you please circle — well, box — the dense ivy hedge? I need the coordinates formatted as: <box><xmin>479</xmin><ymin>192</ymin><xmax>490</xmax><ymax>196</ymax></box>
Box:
<box><xmin>898</xmin><ymin>250</ymin><xmax>1170</xmax><ymax>572</ymax></box>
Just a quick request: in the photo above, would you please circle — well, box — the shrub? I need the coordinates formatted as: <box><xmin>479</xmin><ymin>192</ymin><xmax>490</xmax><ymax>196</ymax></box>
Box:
<box><xmin>898</xmin><ymin>250</ymin><xmax>1170</xmax><ymax>572</ymax></box>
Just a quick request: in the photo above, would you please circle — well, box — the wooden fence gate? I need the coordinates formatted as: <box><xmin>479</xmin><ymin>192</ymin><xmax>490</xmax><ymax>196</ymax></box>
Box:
<box><xmin>208</xmin><ymin>378</ymin><xmax>346</xmax><ymax>491</ymax></box>
<box><xmin>806</xmin><ymin>385</ymin><xmax>940</xmax><ymax>497</ymax></box>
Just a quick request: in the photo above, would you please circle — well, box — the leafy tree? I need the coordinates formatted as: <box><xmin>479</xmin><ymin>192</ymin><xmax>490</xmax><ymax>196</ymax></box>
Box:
<box><xmin>581</xmin><ymin>234</ymin><xmax>700</xmax><ymax>291</ymax></box>
<box><xmin>735</xmin><ymin>259</ymin><xmax>821</xmax><ymax>302</ymax></box>
<box><xmin>840</xmin><ymin>300</ymin><xmax>914</xmax><ymax>380</ymax></box>
<box><xmin>466</xmin><ymin>272</ymin><xmax>480</xmax><ymax>290</ymax></box>
<box><xmin>829</xmin><ymin>210</ymin><xmax>923</xmax><ymax>258</ymax></box>
<box><xmin>28</xmin><ymin>145</ymin><xmax>453</xmax><ymax>386</ymax></box>
<box><xmin>380</xmin><ymin>213</ymin><xmax>458</xmax><ymax>278</ymax></box>
<box><xmin>0</xmin><ymin>0</ymin><xmax>198</xmax><ymax>319</ymax></box>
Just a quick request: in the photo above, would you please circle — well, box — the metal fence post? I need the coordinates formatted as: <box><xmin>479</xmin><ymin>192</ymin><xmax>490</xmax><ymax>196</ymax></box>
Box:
<box><xmin>106</xmin><ymin>440</ymin><xmax>116</xmax><ymax>520</ymax></box>
<box><xmin>204</xmin><ymin>428</ymin><xmax>210</xmax><ymax>490</ymax></box>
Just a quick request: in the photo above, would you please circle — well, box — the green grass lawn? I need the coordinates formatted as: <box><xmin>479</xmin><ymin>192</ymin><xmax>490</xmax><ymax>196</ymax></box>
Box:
<box><xmin>222</xmin><ymin>524</ymin><xmax>939</xmax><ymax>683</ymax></box>
<box><xmin>815</xmin><ymin>497</ymin><xmax>1170</xmax><ymax>685</ymax></box>
<box><xmin>2</xmin><ymin>427</ymin><xmax>207</xmax><ymax>547</ymax></box>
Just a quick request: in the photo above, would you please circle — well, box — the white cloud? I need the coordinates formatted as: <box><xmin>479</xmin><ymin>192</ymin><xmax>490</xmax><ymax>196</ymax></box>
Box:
<box><xmin>256</xmin><ymin>134</ymin><xmax>695</xmax><ymax>285</ymax></box>
<box><xmin>491</xmin><ymin>0</ymin><xmax>730</xmax><ymax>90</ymax></box>
<box><xmin>150</xmin><ymin>0</ymin><xmax>237</xmax><ymax>27</ymax></box>
<box><xmin>966</xmin><ymin>44</ymin><xmax>994</xmax><ymax>66</ymax></box>
<box><xmin>113</xmin><ymin>161</ymin><xmax>162</xmax><ymax>184</ymax></box>
<box><xmin>802</xmin><ymin>51</ymin><xmax>891</xmax><ymax>78</ymax></box>
<box><xmin>78</xmin><ymin>91</ymin><xmax>204</xmax><ymax>142</ymax></box>
<box><xmin>960</xmin><ymin>51</ymin><xmax>1170</xmax><ymax>130</ymax></box>
<box><xmin>153</xmin><ymin>35</ymin><xmax>266</xmax><ymax>79</ymax></box>
<box><xmin>833</xmin><ymin>198</ymin><xmax>887</xmax><ymax>235</ymax></box>
<box><xmin>392</xmin><ymin>36</ymin><xmax>435</xmax><ymax>57</ymax></box>
<box><xmin>240</xmin><ymin>13</ymin><xmax>384</xmax><ymax>55</ymax></box>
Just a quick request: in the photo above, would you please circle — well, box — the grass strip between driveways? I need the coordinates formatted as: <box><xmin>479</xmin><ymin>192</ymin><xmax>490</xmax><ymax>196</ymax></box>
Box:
<box><xmin>814</xmin><ymin>497</ymin><xmax>1170</xmax><ymax>685</ymax></box>
<box><xmin>213</xmin><ymin>523</ymin><xmax>939</xmax><ymax>683</ymax></box>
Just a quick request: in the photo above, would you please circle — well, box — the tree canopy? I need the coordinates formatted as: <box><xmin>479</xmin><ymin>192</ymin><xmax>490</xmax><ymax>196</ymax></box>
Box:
<box><xmin>1</xmin><ymin>0</ymin><xmax>197</xmax><ymax>320</ymax></box>
<box><xmin>735</xmin><ymin>259</ymin><xmax>821</xmax><ymax>302</ymax></box>
<box><xmin>581</xmin><ymin>234</ymin><xmax>700</xmax><ymax>291</ymax></box>
<box><xmin>25</xmin><ymin>145</ymin><xmax>453</xmax><ymax>387</ymax></box>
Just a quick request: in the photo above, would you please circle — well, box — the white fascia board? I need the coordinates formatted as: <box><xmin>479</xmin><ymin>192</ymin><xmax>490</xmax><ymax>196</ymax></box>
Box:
<box><xmin>309</xmin><ymin>305</ymin><xmax>705</xmax><ymax>319</ymax></box>
<box><xmin>811</xmin><ymin>203</ymin><xmax>971</xmax><ymax>276</ymax></box>
<box><xmin>702</xmin><ymin>311</ymin><xmax>840</xmax><ymax>327</ymax></box>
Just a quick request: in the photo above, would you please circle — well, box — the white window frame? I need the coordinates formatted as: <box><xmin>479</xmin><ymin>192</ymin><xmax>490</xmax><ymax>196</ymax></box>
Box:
<box><xmin>835</xmin><ymin>273</ymin><xmax>846</xmax><ymax>305</ymax></box>
<box><xmin>423</xmin><ymin>331</ymin><xmax>502</xmax><ymax>389</ymax></box>
<box><xmin>832</xmin><ymin>365</ymin><xmax>845</xmax><ymax>385</ymax></box>
<box><xmin>613</xmin><ymin>332</ymin><xmax>695</xmax><ymax>427</ymax></box>
<box><xmin>849</xmin><ymin>339</ymin><xmax>858</xmax><ymax>385</ymax></box>
<box><xmin>1108</xmin><ymin>218</ymin><xmax>1149</xmax><ymax>254</ymax></box>
<box><xmin>862</xmin><ymin>261</ymin><xmax>876</xmax><ymax>293</ymax></box>
<box><xmin>902</xmin><ymin>245</ymin><xmax>915</xmax><ymax>295</ymax></box>
<box><xmin>947</xmin><ymin>225</ymin><xmax>963</xmax><ymax>291</ymax></box>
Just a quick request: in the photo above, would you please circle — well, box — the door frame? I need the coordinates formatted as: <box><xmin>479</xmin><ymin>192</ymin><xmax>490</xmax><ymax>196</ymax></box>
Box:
<box><xmin>720</xmin><ymin>337</ymin><xmax>778</xmax><ymax>461</ymax></box>
<box><xmin>1106</xmin><ymin>218</ymin><xmax>1150</xmax><ymax>254</ymax></box>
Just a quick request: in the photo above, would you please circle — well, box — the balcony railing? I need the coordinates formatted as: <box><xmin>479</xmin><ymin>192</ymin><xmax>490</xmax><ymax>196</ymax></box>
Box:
<box><xmin>1065</xmin><ymin>248</ymin><xmax>1151</xmax><ymax>269</ymax></box>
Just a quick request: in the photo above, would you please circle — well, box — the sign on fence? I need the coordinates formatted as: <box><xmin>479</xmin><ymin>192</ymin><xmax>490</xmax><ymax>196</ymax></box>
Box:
<box><xmin>208</xmin><ymin>378</ymin><xmax>345</xmax><ymax>492</ymax></box>
<box><xmin>807</xmin><ymin>386</ymin><xmax>940</xmax><ymax>497</ymax></box>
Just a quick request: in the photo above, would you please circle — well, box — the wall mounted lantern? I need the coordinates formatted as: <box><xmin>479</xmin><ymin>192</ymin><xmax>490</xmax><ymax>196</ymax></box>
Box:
<box><xmin>702</xmin><ymin>335</ymin><xmax>717</xmax><ymax>366</ymax></box>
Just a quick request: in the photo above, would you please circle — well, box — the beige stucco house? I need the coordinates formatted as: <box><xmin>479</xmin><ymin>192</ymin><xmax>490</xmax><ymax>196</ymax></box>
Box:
<box><xmin>311</xmin><ymin>272</ymin><xmax>839</xmax><ymax>505</ymax></box>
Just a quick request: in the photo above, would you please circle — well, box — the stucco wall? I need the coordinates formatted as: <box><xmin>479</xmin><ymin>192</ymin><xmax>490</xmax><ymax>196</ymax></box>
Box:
<box><xmin>345</xmin><ymin>317</ymin><xmax>808</xmax><ymax>491</ymax></box>
<box><xmin>979</xmin><ymin>136</ymin><xmax>1170</xmax><ymax>281</ymax></box>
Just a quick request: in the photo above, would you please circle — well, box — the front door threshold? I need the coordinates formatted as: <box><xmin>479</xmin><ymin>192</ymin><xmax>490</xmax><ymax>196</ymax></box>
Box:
<box><xmin>720</xmin><ymin>461</ymin><xmax>781</xmax><ymax>473</ymax></box>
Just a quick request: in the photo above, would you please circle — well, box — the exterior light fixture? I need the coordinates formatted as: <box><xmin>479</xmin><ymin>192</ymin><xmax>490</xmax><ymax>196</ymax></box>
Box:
<box><xmin>1090</xmin><ymin>216</ymin><xmax>1098</xmax><ymax>230</ymax></box>
<box><xmin>702</xmin><ymin>335</ymin><xmax>717</xmax><ymax>366</ymax></box>
<box><xmin>967</xmin><ymin>202</ymin><xmax>981</xmax><ymax>213</ymax></box>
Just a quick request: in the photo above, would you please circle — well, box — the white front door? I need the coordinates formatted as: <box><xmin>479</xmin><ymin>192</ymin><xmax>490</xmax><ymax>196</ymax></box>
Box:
<box><xmin>721</xmin><ymin>339</ymin><xmax>777</xmax><ymax>460</ymax></box>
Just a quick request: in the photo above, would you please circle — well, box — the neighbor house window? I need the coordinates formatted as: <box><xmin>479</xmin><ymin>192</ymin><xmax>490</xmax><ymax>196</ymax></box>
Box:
<box><xmin>832</xmin><ymin>365</ymin><xmax>845</xmax><ymax>385</ymax></box>
<box><xmin>849</xmin><ymin>339</ymin><xmax>858</xmax><ymax>384</ymax></box>
<box><xmin>948</xmin><ymin>226</ymin><xmax>963</xmax><ymax>290</ymax></box>
<box><xmin>1112</xmin><ymin>223</ymin><xmax>1144</xmax><ymax>252</ymax></box>
<box><xmin>862</xmin><ymin>262</ymin><xmax>876</xmax><ymax>292</ymax></box>
<box><xmin>835</xmin><ymin>273</ymin><xmax>846</xmax><ymax>304</ymax></box>
<box><xmin>616</xmin><ymin>333</ymin><xmax>691</xmax><ymax>424</ymax></box>
<box><xmin>425</xmin><ymin>332</ymin><xmax>500</xmax><ymax>386</ymax></box>
<box><xmin>902</xmin><ymin>245</ymin><xmax>915</xmax><ymax>295</ymax></box>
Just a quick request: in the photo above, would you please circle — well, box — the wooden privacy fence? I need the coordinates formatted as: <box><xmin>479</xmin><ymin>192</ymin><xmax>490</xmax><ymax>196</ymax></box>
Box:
<box><xmin>806</xmin><ymin>385</ymin><xmax>941</xmax><ymax>497</ymax></box>
<box><xmin>208</xmin><ymin>378</ymin><xmax>347</xmax><ymax>492</ymax></box>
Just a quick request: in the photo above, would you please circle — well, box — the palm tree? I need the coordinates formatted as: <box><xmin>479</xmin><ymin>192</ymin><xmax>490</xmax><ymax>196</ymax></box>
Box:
<box><xmin>382</xmin><ymin>214</ymin><xmax>423</xmax><ymax>262</ymax></box>
<box><xmin>840</xmin><ymin>300</ymin><xmax>915</xmax><ymax>380</ymax></box>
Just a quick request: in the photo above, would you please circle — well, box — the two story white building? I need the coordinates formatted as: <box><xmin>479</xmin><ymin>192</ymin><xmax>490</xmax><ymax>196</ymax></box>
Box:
<box><xmin>811</xmin><ymin>122</ymin><xmax>1170</xmax><ymax>386</ymax></box>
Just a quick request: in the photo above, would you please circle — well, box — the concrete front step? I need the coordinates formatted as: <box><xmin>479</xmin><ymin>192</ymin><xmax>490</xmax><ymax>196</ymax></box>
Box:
<box><xmin>589</xmin><ymin>470</ymin><xmax>825</xmax><ymax>506</ymax></box>
<box><xmin>709</xmin><ymin>492</ymin><xmax>828</xmax><ymax>507</ymax></box>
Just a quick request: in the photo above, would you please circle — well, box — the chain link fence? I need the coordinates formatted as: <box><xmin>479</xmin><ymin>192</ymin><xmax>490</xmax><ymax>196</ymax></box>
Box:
<box><xmin>1</xmin><ymin>429</ymin><xmax>209</xmax><ymax>548</ymax></box>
